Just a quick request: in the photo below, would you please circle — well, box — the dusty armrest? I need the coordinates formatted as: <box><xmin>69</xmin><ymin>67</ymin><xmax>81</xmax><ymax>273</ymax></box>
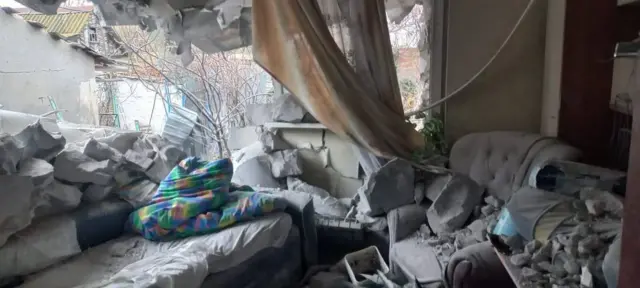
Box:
<box><xmin>274</xmin><ymin>190</ymin><xmax>319</xmax><ymax>269</ymax></box>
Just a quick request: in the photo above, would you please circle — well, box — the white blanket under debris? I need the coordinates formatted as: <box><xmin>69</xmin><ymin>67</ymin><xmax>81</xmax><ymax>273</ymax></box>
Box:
<box><xmin>20</xmin><ymin>213</ymin><xmax>292</xmax><ymax>288</ymax></box>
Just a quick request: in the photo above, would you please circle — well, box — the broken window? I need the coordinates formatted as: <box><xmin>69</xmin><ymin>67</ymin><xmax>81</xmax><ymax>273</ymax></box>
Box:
<box><xmin>88</xmin><ymin>27</ymin><xmax>97</xmax><ymax>43</ymax></box>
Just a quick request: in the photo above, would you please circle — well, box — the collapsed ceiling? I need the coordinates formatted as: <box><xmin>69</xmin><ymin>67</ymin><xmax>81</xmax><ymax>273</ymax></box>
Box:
<box><xmin>15</xmin><ymin>0</ymin><xmax>420</xmax><ymax>65</ymax></box>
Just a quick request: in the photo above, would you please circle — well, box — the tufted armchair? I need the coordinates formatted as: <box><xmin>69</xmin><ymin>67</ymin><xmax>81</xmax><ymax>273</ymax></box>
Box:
<box><xmin>445</xmin><ymin>131</ymin><xmax>580</xmax><ymax>288</ymax></box>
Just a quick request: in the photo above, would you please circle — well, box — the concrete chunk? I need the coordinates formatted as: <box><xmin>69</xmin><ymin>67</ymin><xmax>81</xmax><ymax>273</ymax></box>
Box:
<box><xmin>83</xmin><ymin>138</ymin><xmax>123</xmax><ymax>162</ymax></box>
<box><xmin>17</xmin><ymin>158</ymin><xmax>54</xmax><ymax>189</ymax></box>
<box><xmin>259</xmin><ymin>129</ymin><xmax>289</xmax><ymax>153</ymax></box>
<box><xmin>13</xmin><ymin>121</ymin><xmax>65</xmax><ymax>161</ymax></box>
<box><xmin>286</xmin><ymin>177</ymin><xmax>329</xmax><ymax>198</ymax></box>
<box><xmin>426</xmin><ymin>173</ymin><xmax>483</xmax><ymax>234</ymax></box>
<box><xmin>510</xmin><ymin>253</ymin><xmax>531</xmax><ymax>267</ymax></box>
<box><xmin>124</xmin><ymin>149</ymin><xmax>153</xmax><ymax>171</ymax></box>
<box><xmin>357</xmin><ymin>158</ymin><xmax>415</xmax><ymax>217</ymax></box>
<box><xmin>0</xmin><ymin>134</ymin><xmax>21</xmax><ymax>174</ymax></box>
<box><xmin>53</xmin><ymin>150</ymin><xmax>113</xmax><ymax>185</ymax></box>
<box><xmin>117</xmin><ymin>179</ymin><xmax>158</xmax><ymax>208</ymax></box>
<box><xmin>271</xmin><ymin>93</ymin><xmax>306</xmax><ymax>123</ymax></box>
<box><xmin>83</xmin><ymin>183</ymin><xmax>115</xmax><ymax>203</ymax></box>
<box><xmin>467</xmin><ymin>219</ymin><xmax>488</xmax><ymax>242</ymax></box>
<box><xmin>268</xmin><ymin>149</ymin><xmax>302</xmax><ymax>178</ymax></box>
<box><xmin>34</xmin><ymin>180</ymin><xmax>82</xmax><ymax>218</ymax></box>
<box><xmin>0</xmin><ymin>175</ymin><xmax>36</xmax><ymax>247</ymax></box>
<box><xmin>580</xmin><ymin>266</ymin><xmax>593</xmax><ymax>287</ymax></box>
<box><xmin>145</xmin><ymin>145</ymin><xmax>186</xmax><ymax>183</ymax></box>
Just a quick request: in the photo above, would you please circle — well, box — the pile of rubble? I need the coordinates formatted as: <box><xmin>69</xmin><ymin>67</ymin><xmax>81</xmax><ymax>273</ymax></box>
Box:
<box><xmin>418</xmin><ymin>195</ymin><xmax>504</xmax><ymax>267</ymax></box>
<box><xmin>231</xmin><ymin>127</ymin><xmax>351</xmax><ymax>219</ymax></box>
<box><xmin>506</xmin><ymin>189</ymin><xmax>623</xmax><ymax>288</ymax></box>
<box><xmin>0</xmin><ymin>120</ymin><xmax>187</xmax><ymax>277</ymax></box>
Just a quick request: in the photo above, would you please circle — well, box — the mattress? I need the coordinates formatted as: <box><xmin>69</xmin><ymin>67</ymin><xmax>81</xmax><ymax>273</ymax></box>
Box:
<box><xmin>20</xmin><ymin>212</ymin><xmax>293</xmax><ymax>288</ymax></box>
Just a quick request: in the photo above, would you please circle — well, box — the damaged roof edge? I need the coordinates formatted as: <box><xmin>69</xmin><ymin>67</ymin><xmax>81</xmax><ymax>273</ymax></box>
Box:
<box><xmin>1</xmin><ymin>6</ymin><xmax>116</xmax><ymax>66</ymax></box>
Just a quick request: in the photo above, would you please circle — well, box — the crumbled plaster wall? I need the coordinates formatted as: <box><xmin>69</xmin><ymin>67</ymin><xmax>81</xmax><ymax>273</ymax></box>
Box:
<box><xmin>229</xmin><ymin>125</ymin><xmax>363</xmax><ymax>198</ymax></box>
<box><xmin>0</xmin><ymin>11</ymin><xmax>98</xmax><ymax>125</ymax></box>
<box><xmin>444</xmin><ymin>0</ymin><xmax>548</xmax><ymax>141</ymax></box>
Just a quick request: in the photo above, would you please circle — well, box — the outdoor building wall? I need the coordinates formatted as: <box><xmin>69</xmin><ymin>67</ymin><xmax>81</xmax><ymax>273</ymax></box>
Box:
<box><xmin>444</xmin><ymin>0</ymin><xmax>548</xmax><ymax>141</ymax></box>
<box><xmin>0</xmin><ymin>11</ymin><xmax>99</xmax><ymax>125</ymax></box>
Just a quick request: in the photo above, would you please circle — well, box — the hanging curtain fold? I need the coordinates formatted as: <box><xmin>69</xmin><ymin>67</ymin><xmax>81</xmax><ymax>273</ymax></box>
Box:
<box><xmin>251</xmin><ymin>0</ymin><xmax>424</xmax><ymax>159</ymax></box>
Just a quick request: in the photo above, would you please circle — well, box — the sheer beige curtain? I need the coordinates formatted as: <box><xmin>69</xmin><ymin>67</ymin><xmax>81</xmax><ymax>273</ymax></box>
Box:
<box><xmin>252</xmin><ymin>0</ymin><xmax>424</xmax><ymax>159</ymax></box>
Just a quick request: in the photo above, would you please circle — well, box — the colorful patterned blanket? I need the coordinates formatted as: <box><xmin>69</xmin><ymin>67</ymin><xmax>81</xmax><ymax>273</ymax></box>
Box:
<box><xmin>130</xmin><ymin>157</ymin><xmax>286</xmax><ymax>241</ymax></box>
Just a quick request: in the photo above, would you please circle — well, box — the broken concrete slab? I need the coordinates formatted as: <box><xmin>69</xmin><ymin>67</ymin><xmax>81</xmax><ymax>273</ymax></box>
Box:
<box><xmin>13</xmin><ymin>121</ymin><xmax>65</xmax><ymax>161</ymax></box>
<box><xmin>117</xmin><ymin>179</ymin><xmax>158</xmax><ymax>208</ymax></box>
<box><xmin>357</xmin><ymin>158</ymin><xmax>415</xmax><ymax>217</ymax></box>
<box><xmin>0</xmin><ymin>175</ymin><xmax>36</xmax><ymax>247</ymax></box>
<box><xmin>96</xmin><ymin>132</ymin><xmax>142</xmax><ymax>154</ymax></box>
<box><xmin>17</xmin><ymin>158</ymin><xmax>54</xmax><ymax>189</ymax></box>
<box><xmin>83</xmin><ymin>183</ymin><xmax>116</xmax><ymax>203</ymax></box>
<box><xmin>0</xmin><ymin>134</ymin><xmax>21</xmax><ymax>174</ymax></box>
<box><xmin>510</xmin><ymin>253</ymin><xmax>531</xmax><ymax>267</ymax></box>
<box><xmin>525</xmin><ymin>240</ymin><xmax>542</xmax><ymax>255</ymax></box>
<box><xmin>259</xmin><ymin>129</ymin><xmax>289</xmax><ymax>153</ymax></box>
<box><xmin>424</xmin><ymin>175</ymin><xmax>450</xmax><ymax>202</ymax></box>
<box><xmin>145</xmin><ymin>145</ymin><xmax>187</xmax><ymax>183</ymax></box>
<box><xmin>33</xmin><ymin>180</ymin><xmax>82</xmax><ymax>218</ymax></box>
<box><xmin>53</xmin><ymin>150</ymin><xmax>113</xmax><ymax>185</ymax></box>
<box><xmin>271</xmin><ymin>93</ymin><xmax>306</xmax><ymax>123</ymax></box>
<box><xmin>467</xmin><ymin>219</ymin><xmax>488</xmax><ymax>242</ymax></box>
<box><xmin>286</xmin><ymin>177</ymin><xmax>330</xmax><ymax>198</ymax></box>
<box><xmin>123</xmin><ymin>149</ymin><xmax>153</xmax><ymax>172</ymax></box>
<box><xmin>532</xmin><ymin>241</ymin><xmax>553</xmax><ymax>263</ymax></box>
<box><xmin>426</xmin><ymin>173</ymin><xmax>483</xmax><ymax>234</ymax></box>
<box><xmin>83</xmin><ymin>138</ymin><xmax>123</xmax><ymax>162</ymax></box>
<box><xmin>387</xmin><ymin>204</ymin><xmax>427</xmax><ymax>244</ymax></box>
<box><xmin>232</xmin><ymin>156</ymin><xmax>280</xmax><ymax>188</ymax></box>
<box><xmin>269</xmin><ymin>149</ymin><xmax>303</xmax><ymax>178</ymax></box>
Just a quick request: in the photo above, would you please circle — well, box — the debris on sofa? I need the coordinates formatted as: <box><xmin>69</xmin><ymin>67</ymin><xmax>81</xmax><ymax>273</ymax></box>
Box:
<box><xmin>287</xmin><ymin>177</ymin><xmax>349</xmax><ymax>218</ymax></box>
<box><xmin>356</xmin><ymin>158</ymin><xmax>415</xmax><ymax>217</ymax></box>
<box><xmin>507</xmin><ymin>188</ymin><xmax>623</xmax><ymax>288</ymax></box>
<box><xmin>426</xmin><ymin>173</ymin><xmax>484</xmax><ymax>234</ymax></box>
<box><xmin>0</xmin><ymin>119</ymin><xmax>188</xmax><ymax>273</ymax></box>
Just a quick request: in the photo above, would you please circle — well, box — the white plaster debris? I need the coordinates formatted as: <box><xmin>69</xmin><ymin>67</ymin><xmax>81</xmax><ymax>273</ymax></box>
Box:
<box><xmin>258</xmin><ymin>129</ymin><xmax>289</xmax><ymax>153</ymax></box>
<box><xmin>357</xmin><ymin>158</ymin><xmax>415</xmax><ymax>217</ymax></box>
<box><xmin>54</xmin><ymin>150</ymin><xmax>113</xmax><ymax>185</ymax></box>
<box><xmin>83</xmin><ymin>138</ymin><xmax>123</xmax><ymax>162</ymax></box>
<box><xmin>426</xmin><ymin>173</ymin><xmax>483</xmax><ymax>234</ymax></box>
<box><xmin>580</xmin><ymin>266</ymin><xmax>593</xmax><ymax>288</ymax></box>
<box><xmin>268</xmin><ymin>149</ymin><xmax>303</xmax><ymax>178</ymax></box>
<box><xmin>123</xmin><ymin>149</ymin><xmax>153</xmax><ymax>172</ymax></box>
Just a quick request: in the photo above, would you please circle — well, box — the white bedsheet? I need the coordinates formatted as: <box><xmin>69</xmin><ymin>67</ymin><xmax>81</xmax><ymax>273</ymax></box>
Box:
<box><xmin>20</xmin><ymin>213</ymin><xmax>292</xmax><ymax>288</ymax></box>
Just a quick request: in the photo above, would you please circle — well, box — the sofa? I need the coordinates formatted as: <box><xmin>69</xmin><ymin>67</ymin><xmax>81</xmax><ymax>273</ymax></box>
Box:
<box><xmin>385</xmin><ymin>131</ymin><xmax>580</xmax><ymax>287</ymax></box>
<box><xmin>444</xmin><ymin>131</ymin><xmax>580</xmax><ymax>288</ymax></box>
<box><xmin>1</xmin><ymin>192</ymin><xmax>317</xmax><ymax>288</ymax></box>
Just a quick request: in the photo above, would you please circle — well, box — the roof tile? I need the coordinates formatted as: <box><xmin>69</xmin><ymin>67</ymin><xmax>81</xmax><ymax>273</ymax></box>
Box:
<box><xmin>21</xmin><ymin>11</ymin><xmax>91</xmax><ymax>38</ymax></box>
